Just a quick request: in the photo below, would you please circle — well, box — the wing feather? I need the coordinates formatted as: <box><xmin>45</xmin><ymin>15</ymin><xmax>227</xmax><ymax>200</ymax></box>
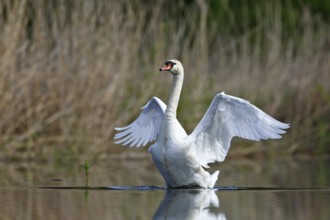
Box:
<box><xmin>185</xmin><ymin>92</ymin><xmax>289</xmax><ymax>167</ymax></box>
<box><xmin>114</xmin><ymin>97</ymin><xmax>166</xmax><ymax>147</ymax></box>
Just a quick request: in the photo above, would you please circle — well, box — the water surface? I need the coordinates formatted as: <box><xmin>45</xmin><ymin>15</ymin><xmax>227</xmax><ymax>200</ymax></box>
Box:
<box><xmin>0</xmin><ymin>156</ymin><xmax>329</xmax><ymax>219</ymax></box>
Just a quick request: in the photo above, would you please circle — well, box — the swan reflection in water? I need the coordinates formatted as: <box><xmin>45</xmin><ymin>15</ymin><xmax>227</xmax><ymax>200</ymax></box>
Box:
<box><xmin>153</xmin><ymin>189</ymin><xmax>226</xmax><ymax>220</ymax></box>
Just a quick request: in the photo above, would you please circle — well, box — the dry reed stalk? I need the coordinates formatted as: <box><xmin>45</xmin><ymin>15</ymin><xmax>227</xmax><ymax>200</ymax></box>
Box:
<box><xmin>0</xmin><ymin>0</ymin><xmax>329</xmax><ymax>159</ymax></box>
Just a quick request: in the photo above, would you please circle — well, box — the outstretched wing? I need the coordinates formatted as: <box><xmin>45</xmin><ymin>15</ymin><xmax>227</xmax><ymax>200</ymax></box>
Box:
<box><xmin>114</xmin><ymin>97</ymin><xmax>166</xmax><ymax>147</ymax></box>
<box><xmin>185</xmin><ymin>92</ymin><xmax>289</xmax><ymax>167</ymax></box>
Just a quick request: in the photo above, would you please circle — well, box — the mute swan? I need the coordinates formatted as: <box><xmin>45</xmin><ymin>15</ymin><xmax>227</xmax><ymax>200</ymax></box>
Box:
<box><xmin>114</xmin><ymin>59</ymin><xmax>289</xmax><ymax>188</ymax></box>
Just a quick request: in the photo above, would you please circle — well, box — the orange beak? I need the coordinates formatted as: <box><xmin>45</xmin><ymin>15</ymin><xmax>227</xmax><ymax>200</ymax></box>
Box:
<box><xmin>159</xmin><ymin>64</ymin><xmax>172</xmax><ymax>71</ymax></box>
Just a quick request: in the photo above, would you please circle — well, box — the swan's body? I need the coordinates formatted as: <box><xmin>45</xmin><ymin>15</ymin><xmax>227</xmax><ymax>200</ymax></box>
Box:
<box><xmin>114</xmin><ymin>59</ymin><xmax>289</xmax><ymax>188</ymax></box>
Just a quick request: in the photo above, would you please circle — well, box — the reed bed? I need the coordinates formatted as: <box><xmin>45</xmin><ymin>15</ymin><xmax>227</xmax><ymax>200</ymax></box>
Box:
<box><xmin>0</xmin><ymin>0</ymin><xmax>329</xmax><ymax>160</ymax></box>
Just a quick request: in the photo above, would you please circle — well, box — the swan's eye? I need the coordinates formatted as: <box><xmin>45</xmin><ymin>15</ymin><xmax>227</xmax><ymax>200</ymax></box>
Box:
<box><xmin>165</xmin><ymin>61</ymin><xmax>176</xmax><ymax>67</ymax></box>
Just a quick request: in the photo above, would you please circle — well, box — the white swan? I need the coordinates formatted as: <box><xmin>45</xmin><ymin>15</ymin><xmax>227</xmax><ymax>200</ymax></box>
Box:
<box><xmin>114</xmin><ymin>59</ymin><xmax>289</xmax><ymax>188</ymax></box>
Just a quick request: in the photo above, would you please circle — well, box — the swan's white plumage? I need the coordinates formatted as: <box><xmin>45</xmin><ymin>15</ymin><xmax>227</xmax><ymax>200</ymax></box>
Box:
<box><xmin>114</xmin><ymin>59</ymin><xmax>289</xmax><ymax>188</ymax></box>
<box><xmin>114</xmin><ymin>97</ymin><xmax>166</xmax><ymax>147</ymax></box>
<box><xmin>185</xmin><ymin>92</ymin><xmax>290</xmax><ymax>168</ymax></box>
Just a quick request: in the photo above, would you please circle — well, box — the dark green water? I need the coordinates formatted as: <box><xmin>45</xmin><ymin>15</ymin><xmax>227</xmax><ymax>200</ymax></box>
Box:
<box><xmin>0</xmin><ymin>156</ymin><xmax>329</xmax><ymax>219</ymax></box>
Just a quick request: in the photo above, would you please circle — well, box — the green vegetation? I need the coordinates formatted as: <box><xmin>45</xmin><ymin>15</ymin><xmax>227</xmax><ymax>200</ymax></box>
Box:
<box><xmin>0</xmin><ymin>0</ymin><xmax>329</xmax><ymax>160</ymax></box>
<box><xmin>83</xmin><ymin>160</ymin><xmax>92</xmax><ymax>186</ymax></box>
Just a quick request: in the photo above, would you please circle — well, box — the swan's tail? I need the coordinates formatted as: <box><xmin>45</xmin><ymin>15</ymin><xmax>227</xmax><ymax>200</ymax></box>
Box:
<box><xmin>209</xmin><ymin>170</ymin><xmax>219</xmax><ymax>188</ymax></box>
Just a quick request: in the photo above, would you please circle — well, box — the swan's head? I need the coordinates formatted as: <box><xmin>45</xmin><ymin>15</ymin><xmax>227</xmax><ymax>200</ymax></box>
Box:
<box><xmin>159</xmin><ymin>59</ymin><xmax>184</xmax><ymax>75</ymax></box>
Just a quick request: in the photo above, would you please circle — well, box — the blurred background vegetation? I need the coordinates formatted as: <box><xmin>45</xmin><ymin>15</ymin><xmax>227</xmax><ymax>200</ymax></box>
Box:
<box><xmin>0</xmin><ymin>0</ymin><xmax>329</xmax><ymax>161</ymax></box>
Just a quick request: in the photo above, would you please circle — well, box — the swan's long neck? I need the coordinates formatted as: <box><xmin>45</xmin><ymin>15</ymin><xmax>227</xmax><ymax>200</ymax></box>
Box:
<box><xmin>165</xmin><ymin>72</ymin><xmax>184</xmax><ymax>118</ymax></box>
